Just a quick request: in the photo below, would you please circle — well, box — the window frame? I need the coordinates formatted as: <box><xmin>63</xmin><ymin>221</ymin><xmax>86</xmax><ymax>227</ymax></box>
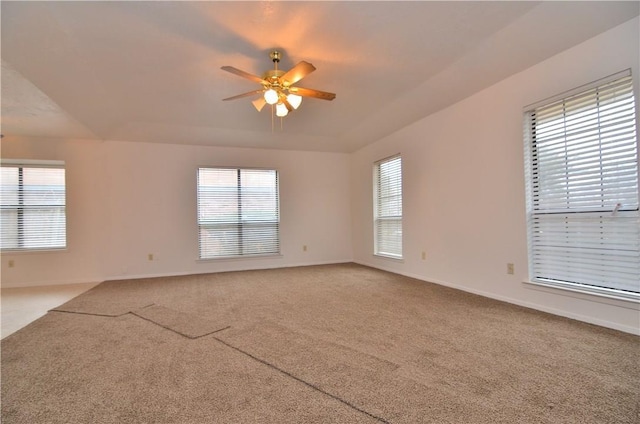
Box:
<box><xmin>523</xmin><ymin>70</ymin><xmax>640</xmax><ymax>302</ymax></box>
<box><xmin>0</xmin><ymin>160</ymin><xmax>67</xmax><ymax>252</ymax></box>
<box><xmin>196</xmin><ymin>166</ymin><xmax>280</xmax><ymax>260</ymax></box>
<box><xmin>373</xmin><ymin>154</ymin><xmax>403</xmax><ymax>260</ymax></box>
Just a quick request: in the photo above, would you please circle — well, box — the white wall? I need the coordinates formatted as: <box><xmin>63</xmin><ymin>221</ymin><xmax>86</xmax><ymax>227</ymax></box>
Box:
<box><xmin>0</xmin><ymin>139</ymin><xmax>353</xmax><ymax>287</ymax></box>
<box><xmin>351</xmin><ymin>17</ymin><xmax>640</xmax><ymax>334</ymax></box>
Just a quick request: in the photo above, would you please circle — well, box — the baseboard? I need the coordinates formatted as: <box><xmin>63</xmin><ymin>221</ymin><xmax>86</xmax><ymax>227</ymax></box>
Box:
<box><xmin>354</xmin><ymin>260</ymin><xmax>640</xmax><ymax>336</ymax></box>
<box><xmin>104</xmin><ymin>259</ymin><xmax>354</xmax><ymax>282</ymax></box>
<box><xmin>1</xmin><ymin>277</ymin><xmax>103</xmax><ymax>289</ymax></box>
<box><xmin>1</xmin><ymin>260</ymin><xmax>354</xmax><ymax>288</ymax></box>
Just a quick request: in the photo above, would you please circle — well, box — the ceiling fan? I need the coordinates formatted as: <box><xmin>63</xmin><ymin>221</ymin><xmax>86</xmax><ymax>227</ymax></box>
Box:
<box><xmin>221</xmin><ymin>50</ymin><xmax>336</xmax><ymax>118</ymax></box>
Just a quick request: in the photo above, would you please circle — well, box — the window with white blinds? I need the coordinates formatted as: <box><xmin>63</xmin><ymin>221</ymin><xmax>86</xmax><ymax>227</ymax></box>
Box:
<box><xmin>197</xmin><ymin>167</ymin><xmax>280</xmax><ymax>259</ymax></box>
<box><xmin>0</xmin><ymin>162</ymin><xmax>66</xmax><ymax>251</ymax></box>
<box><xmin>374</xmin><ymin>155</ymin><xmax>402</xmax><ymax>259</ymax></box>
<box><xmin>523</xmin><ymin>70</ymin><xmax>639</xmax><ymax>300</ymax></box>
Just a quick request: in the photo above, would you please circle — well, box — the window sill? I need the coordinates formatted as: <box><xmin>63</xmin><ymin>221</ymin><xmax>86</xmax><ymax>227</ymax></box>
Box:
<box><xmin>1</xmin><ymin>247</ymin><xmax>68</xmax><ymax>255</ymax></box>
<box><xmin>524</xmin><ymin>279</ymin><xmax>640</xmax><ymax>310</ymax></box>
<box><xmin>373</xmin><ymin>254</ymin><xmax>404</xmax><ymax>263</ymax></box>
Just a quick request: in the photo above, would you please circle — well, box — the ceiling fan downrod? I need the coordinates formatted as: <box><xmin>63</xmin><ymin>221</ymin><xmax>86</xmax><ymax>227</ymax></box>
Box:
<box><xmin>264</xmin><ymin>51</ymin><xmax>284</xmax><ymax>86</ymax></box>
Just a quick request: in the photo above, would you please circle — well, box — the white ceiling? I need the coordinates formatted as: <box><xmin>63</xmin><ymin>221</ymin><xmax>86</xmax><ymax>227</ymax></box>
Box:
<box><xmin>1</xmin><ymin>1</ymin><xmax>638</xmax><ymax>153</ymax></box>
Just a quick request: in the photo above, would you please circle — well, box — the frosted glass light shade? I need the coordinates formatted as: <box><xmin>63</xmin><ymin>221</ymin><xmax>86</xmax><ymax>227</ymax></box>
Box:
<box><xmin>264</xmin><ymin>89</ymin><xmax>279</xmax><ymax>105</ymax></box>
<box><xmin>275</xmin><ymin>102</ymin><xmax>289</xmax><ymax>117</ymax></box>
<box><xmin>287</xmin><ymin>94</ymin><xmax>302</xmax><ymax>109</ymax></box>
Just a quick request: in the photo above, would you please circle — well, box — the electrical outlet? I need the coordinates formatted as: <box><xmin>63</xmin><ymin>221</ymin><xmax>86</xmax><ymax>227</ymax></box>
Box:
<box><xmin>303</xmin><ymin>245</ymin><xmax>308</xmax><ymax>252</ymax></box>
<box><xmin>148</xmin><ymin>254</ymin><xmax>154</xmax><ymax>261</ymax></box>
<box><xmin>421</xmin><ymin>251</ymin><xmax>426</xmax><ymax>260</ymax></box>
<box><xmin>507</xmin><ymin>263</ymin><xmax>514</xmax><ymax>275</ymax></box>
<box><xmin>8</xmin><ymin>259</ymin><xmax>15</xmax><ymax>268</ymax></box>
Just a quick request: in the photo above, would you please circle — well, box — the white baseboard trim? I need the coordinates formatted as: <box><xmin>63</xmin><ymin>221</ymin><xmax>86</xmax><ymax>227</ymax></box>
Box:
<box><xmin>1</xmin><ymin>260</ymin><xmax>354</xmax><ymax>287</ymax></box>
<box><xmin>354</xmin><ymin>260</ymin><xmax>640</xmax><ymax>336</ymax></box>
<box><xmin>104</xmin><ymin>259</ymin><xmax>354</xmax><ymax>282</ymax></box>
<box><xmin>1</xmin><ymin>277</ymin><xmax>103</xmax><ymax>289</ymax></box>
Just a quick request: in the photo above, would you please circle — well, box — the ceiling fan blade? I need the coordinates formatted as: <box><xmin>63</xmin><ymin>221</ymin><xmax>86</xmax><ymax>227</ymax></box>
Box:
<box><xmin>282</xmin><ymin>98</ymin><xmax>294</xmax><ymax>112</ymax></box>
<box><xmin>222</xmin><ymin>90</ymin><xmax>264</xmax><ymax>101</ymax></box>
<box><xmin>221</xmin><ymin>66</ymin><xmax>266</xmax><ymax>84</ymax></box>
<box><xmin>252</xmin><ymin>97</ymin><xmax>266</xmax><ymax>112</ymax></box>
<box><xmin>280</xmin><ymin>61</ymin><xmax>316</xmax><ymax>86</ymax></box>
<box><xmin>288</xmin><ymin>86</ymin><xmax>336</xmax><ymax>101</ymax></box>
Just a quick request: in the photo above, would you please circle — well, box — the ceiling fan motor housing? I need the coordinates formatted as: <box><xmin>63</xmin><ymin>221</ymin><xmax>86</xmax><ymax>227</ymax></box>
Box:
<box><xmin>263</xmin><ymin>69</ymin><xmax>286</xmax><ymax>87</ymax></box>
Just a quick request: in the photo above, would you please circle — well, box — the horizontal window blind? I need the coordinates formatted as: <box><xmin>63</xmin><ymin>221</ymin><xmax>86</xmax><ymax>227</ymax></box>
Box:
<box><xmin>374</xmin><ymin>155</ymin><xmax>402</xmax><ymax>258</ymax></box>
<box><xmin>197</xmin><ymin>168</ymin><xmax>279</xmax><ymax>259</ymax></box>
<box><xmin>0</xmin><ymin>164</ymin><xmax>66</xmax><ymax>250</ymax></box>
<box><xmin>524</xmin><ymin>71</ymin><xmax>639</xmax><ymax>296</ymax></box>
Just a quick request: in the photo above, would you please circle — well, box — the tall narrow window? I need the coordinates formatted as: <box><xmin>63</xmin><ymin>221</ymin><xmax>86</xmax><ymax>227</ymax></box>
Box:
<box><xmin>197</xmin><ymin>167</ymin><xmax>279</xmax><ymax>259</ymax></box>
<box><xmin>374</xmin><ymin>155</ymin><xmax>402</xmax><ymax>259</ymax></box>
<box><xmin>524</xmin><ymin>70</ymin><xmax>639</xmax><ymax>299</ymax></box>
<box><xmin>0</xmin><ymin>162</ymin><xmax>66</xmax><ymax>251</ymax></box>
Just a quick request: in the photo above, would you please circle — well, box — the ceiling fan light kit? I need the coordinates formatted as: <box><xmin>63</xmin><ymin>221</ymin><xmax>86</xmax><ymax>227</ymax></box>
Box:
<box><xmin>264</xmin><ymin>88</ymin><xmax>279</xmax><ymax>105</ymax></box>
<box><xmin>287</xmin><ymin>94</ymin><xmax>302</xmax><ymax>109</ymax></box>
<box><xmin>222</xmin><ymin>50</ymin><xmax>336</xmax><ymax>123</ymax></box>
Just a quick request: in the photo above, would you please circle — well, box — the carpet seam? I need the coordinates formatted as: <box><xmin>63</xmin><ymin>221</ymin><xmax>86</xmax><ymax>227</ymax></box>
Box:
<box><xmin>49</xmin><ymin>302</ymin><xmax>156</xmax><ymax>317</ymax></box>
<box><xmin>129</xmin><ymin>311</ymin><xmax>231</xmax><ymax>339</ymax></box>
<box><xmin>213</xmin><ymin>335</ymin><xmax>391</xmax><ymax>424</ymax></box>
<box><xmin>49</xmin><ymin>309</ymin><xmax>130</xmax><ymax>318</ymax></box>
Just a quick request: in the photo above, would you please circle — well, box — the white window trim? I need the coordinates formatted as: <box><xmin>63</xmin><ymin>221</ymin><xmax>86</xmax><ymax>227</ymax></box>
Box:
<box><xmin>196</xmin><ymin>166</ymin><xmax>280</xmax><ymax>260</ymax></box>
<box><xmin>1</xmin><ymin>160</ymin><xmax>67</xmax><ymax>252</ymax></box>
<box><xmin>524</xmin><ymin>279</ymin><xmax>640</xmax><ymax>304</ymax></box>
<box><xmin>373</xmin><ymin>154</ymin><xmax>403</xmax><ymax>260</ymax></box>
<box><xmin>523</xmin><ymin>69</ymin><xmax>640</xmax><ymax>302</ymax></box>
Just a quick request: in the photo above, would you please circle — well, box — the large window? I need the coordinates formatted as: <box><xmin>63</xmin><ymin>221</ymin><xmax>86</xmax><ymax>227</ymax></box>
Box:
<box><xmin>524</xmin><ymin>70</ymin><xmax>639</xmax><ymax>300</ymax></box>
<box><xmin>197</xmin><ymin>167</ymin><xmax>279</xmax><ymax>259</ymax></box>
<box><xmin>0</xmin><ymin>161</ymin><xmax>66</xmax><ymax>251</ymax></box>
<box><xmin>374</xmin><ymin>155</ymin><xmax>402</xmax><ymax>259</ymax></box>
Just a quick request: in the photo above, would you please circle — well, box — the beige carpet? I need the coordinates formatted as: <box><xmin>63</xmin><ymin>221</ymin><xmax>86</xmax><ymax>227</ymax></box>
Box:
<box><xmin>2</xmin><ymin>263</ymin><xmax>638</xmax><ymax>423</ymax></box>
<box><xmin>131</xmin><ymin>305</ymin><xmax>229</xmax><ymax>339</ymax></box>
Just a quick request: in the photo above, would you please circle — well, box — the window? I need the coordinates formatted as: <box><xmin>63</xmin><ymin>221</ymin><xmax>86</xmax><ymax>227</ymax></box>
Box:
<box><xmin>374</xmin><ymin>155</ymin><xmax>402</xmax><ymax>259</ymax></box>
<box><xmin>524</xmin><ymin>70</ymin><xmax>639</xmax><ymax>300</ymax></box>
<box><xmin>0</xmin><ymin>161</ymin><xmax>66</xmax><ymax>251</ymax></box>
<box><xmin>197</xmin><ymin>167</ymin><xmax>280</xmax><ymax>259</ymax></box>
